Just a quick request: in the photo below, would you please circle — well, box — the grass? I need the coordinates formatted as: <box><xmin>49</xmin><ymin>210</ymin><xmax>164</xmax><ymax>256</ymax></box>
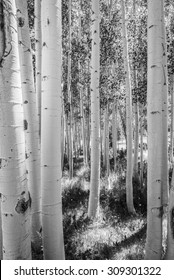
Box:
<box><xmin>32</xmin><ymin>155</ymin><xmax>148</xmax><ymax>260</ymax></box>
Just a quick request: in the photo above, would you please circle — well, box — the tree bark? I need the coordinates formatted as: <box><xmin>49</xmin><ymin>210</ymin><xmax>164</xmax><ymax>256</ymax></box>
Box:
<box><xmin>112</xmin><ymin>100</ymin><xmax>118</xmax><ymax>172</ymax></box>
<box><xmin>16</xmin><ymin>0</ymin><xmax>41</xmax><ymax>252</ymax></box>
<box><xmin>88</xmin><ymin>0</ymin><xmax>100</xmax><ymax>218</ymax></box>
<box><xmin>0</xmin><ymin>0</ymin><xmax>31</xmax><ymax>259</ymax></box>
<box><xmin>41</xmin><ymin>0</ymin><xmax>65</xmax><ymax>259</ymax></box>
<box><xmin>35</xmin><ymin>0</ymin><xmax>42</xmax><ymax>139</ymax></box>
<box><xmin>121</xmin><ymin>0</ymin><xmax>135</xmax><ymax>214</ymax></box>
<box><xmin>145</xmin><ymin>0</ymin><xmax>166</xmax><ymax>260</ymax></box>
<box><xmin>67</xmin><ymin>0</ymin><xmax>73</xmax><ymax>179</ymax></box>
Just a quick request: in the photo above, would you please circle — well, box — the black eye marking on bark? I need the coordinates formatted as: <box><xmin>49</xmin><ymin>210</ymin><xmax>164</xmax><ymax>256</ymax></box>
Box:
<box><xmin>18</xmin><ymin>17</ymin><xmax>25</xmax><ymax>27</ymax></box>
<box><xmin>43</xmin><ymin>42</ymin><xmax>47</xmax><ymax>47</ymax></box>
<box><xmin>47</xmin><ymin>18</ymin><xmax>50</xmax><ymax>25</ymax></box>
<box><xmin>24</xmin><ymin>119</ymin><xmax>28</xmax><ymax>130</ymax></box>
<box><xmin>15</xmin><ymin>192</ymin><xmax>31</xmax><ymax>214</ymax></box>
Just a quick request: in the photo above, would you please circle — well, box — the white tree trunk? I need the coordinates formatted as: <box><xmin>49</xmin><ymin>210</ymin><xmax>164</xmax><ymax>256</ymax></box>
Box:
<box><xmin>0</xmin><ymin>0</ymin><xmax>4</xmax><ymax>260</ymax></box>
<box><xmin>145</xmin><ymin>0</ymin><xmax>165</xmax><ymax>259</ymax></box>
<box><xmin>61</xmin><ymin>102</ymin><xmax>65</xmax><ymax>172</ymax></box>
<box><xmin>35</xmin><ymin>0</ymin><xmax>42</xmax><ymax>138</ymax></box>
<box><xmin>170</xmin><ymin>75</ymin><xmax>174</xmax><ymax>164</ymax></box>
<box><xmin>41</xmin><ymin>0</ymin><xmax>65</xmax><ymax>260</ymax></box>
<box><xmin>88</xmin><ymin>0</ymin><xmax>100</xmax><ymax>218</ymax></box>
<box><xmin>16</xmin><ymin>0</ymin><xmax>41</xmax><ymax>252</ymax></box>
<box><xmin>165</xmin><ymin>81</ymin><xmax>174</xmax><ymax>260</ymax></box>
<box><xmin>165</xmin><ymin>174</ymin><xmax>174</xmax><ymax>259</ymax></box>
<box><xmin>161</xmin><ymin>4</ymin><xmax>169</xmax><ymax>209</ymax></box>
<box><xmin>112</xmin><ymin>101</ymin><xmax>118</xmax><ymax>172</ymax></box>
<box><xmin>67</xmin><ymin>0</ymin><xmax>73</xmax><ymax>179</ymax></box>
<box><xmin>121</xmin><ymin>0</ymin><xmax>135</xmax><ymax>214</ymax></box>
<box><xmin>140</xmin><ymin>105</ymin><xmax>144</xmax><ymax>188</ymax></box>
<box><xmin>0</xmin><ymin>0</ymin><xmax>31</xmax><ymax>259</ymax></box>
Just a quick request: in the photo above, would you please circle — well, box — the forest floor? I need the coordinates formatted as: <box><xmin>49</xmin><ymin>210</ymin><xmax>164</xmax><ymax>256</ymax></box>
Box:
<box><xmin>32</xmin><ymin>151</ymin><xmax>152</xmax><ymax>260</ymax></box>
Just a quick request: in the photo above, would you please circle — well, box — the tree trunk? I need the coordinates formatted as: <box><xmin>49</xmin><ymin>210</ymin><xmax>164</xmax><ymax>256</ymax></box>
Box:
<box><xmin>133</xmin><ymin>101</ymin><xmax>139</xmax><ymax>178</ymax></box>
<box><xmin>35</xmin><ymin>0</ymin><xmax>42</xmax><ymax>139</ymax></box>
<box><xmin>121</xmin><ymin>0</ymin><xmax>135</xmax><ymax>214</ymax></box>
<box><xmin>41</xmin><ymin>0</ymin><xmax>65</xmax><ymax>260</ymax></box>
<box><xmin>145</xmin><ymin>0</ymin><xmax>165</xmax><ymax>259</ymax></box>
<box><xmin>112</xmin><ymin>100</ymin><xmax>118</xmax><ymax>172</ymax></box>
<box><xmin>169</xmin><ymin>75</ymin><xmax>174</xmax><ymax>164</ymax></box>
<box><xmin>61</xmin><ymin>101</ymin><xmax>65</xmax><ymax>172</ymax></box>
<box><xmin>161</xmin><ymin>2</ymin><xmax>169</xmax><ymax>210</ymax></box>
<box><xmin>67</xmin><ymin>0</ymin><xmax>73</xmax><ymax>179</ymax></box>
<box><xmin>16</xmin><ymin>0</ymin><xmax>41</xmax><ymax>252</ymax></box>
<box><xmin>140</xmin><ymin>105</ymin><xmax>144</xmax><ymax>189</ymax></box>
<box><xmin>0</xmin><ymin>0</ymin><xmax>31</xmax><ymax>259</ymax></box>
<box><xmin>165</xmin><ymin>175</ymin><xmax>174</xmax><ymax>259</ymax></box>
<box><xmin>0</xmin><ymin>0</ymin><xmax>4</xmax><ymax>260</ymax></box>
<box><xmin>165</xmin><ymin>80</ymin><xmax>174</xmax><ymax>259</ymax></box>
<box><xmin>88</xmin><ymin>0</ymin><xmax>100</xmax><ymax>218</ymax></box>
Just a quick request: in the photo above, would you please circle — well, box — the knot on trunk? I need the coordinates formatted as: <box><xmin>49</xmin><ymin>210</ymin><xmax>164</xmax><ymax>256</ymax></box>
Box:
<box><xmin>15</xmin><ymin>191</ymin><xmax>31</xmax><ymax>214</ymax></box>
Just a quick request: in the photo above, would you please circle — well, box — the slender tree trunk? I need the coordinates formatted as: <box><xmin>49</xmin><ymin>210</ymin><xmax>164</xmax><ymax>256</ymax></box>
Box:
<box><xmin>161</xmin><ymin>2</ymin><xmax>169</xmax><ymax>210</ymax></box>
<box><xmin>78</xmin><ymin>1</ymin><xmax>87</xmax><ymax>165</ymax></box>
<box><xmin>170</xmin><ymin>75</ymin><xmax>174</xmax><ymax>164</ymax></box>
<box><xmin>104</xmin><ymin>104</ymin><xmax>110</xmax><ymax>178</ymax></box>
<box><xmin>41</xmin><ymin>0</ymin><xmax>65</xmax><ymax>260</ymax></box>
<box><xmin>16</xmin><ymin>0</ymin><xmax>41</xmax><ymax>252</ymax></box>
<box><xmin>88</xmin><ymin>0</ymin><xmax>100</xmax><ymax>218</ymax></box>
<box><xmin>165</xmin><ymin>78</ymin><xmax>174</xmax><ymax>259</ymax></box>
<box><xmin>121</xmin><ymin>0</ymin><xmax>135</xmax><ymax>214</ymax></box>
<box><xmin>140</xmin><ymin>105</ymin><xmax>144</xmax><ymax>188</ymax></box>
<box><xmin>118</xmin><ymin>102</ymin><xmax>126</xmax><ymax>141</ymax></box>
<box><xmin>61</xmin><ymin>102</ymin><xmax>65</xmax><ymax>172</ymax></box>
<box><xmin>35</xmin><ymin>0</ymin><xmax>42</xmax><ymax>138</ymax></box>
<box><xmin>0</xmin><ymin>0</ymin><xmax>3</xmax><ymax>260</ymax></box>
<box><xmin>133</xmin><ymin>101</ymin><xmax>139</xmax><ymax>178</ymax></box>
<box><xmin>132</xmin><ymin>0</ymin><xmax>139</xmax><ymax>179</ymax></box>
<box><xmin>67</xmin><ymin>0</ymin><xmax>73</xmax><ymax>179</ymax></box>
<box><xmin>165</xmin><ymin>174</ymin><xmax>174</xmax><ymax>259</ymax></box>
<box><xmin>65</xmin><ymin>112</ymin><xmax>69</xmax><ymax>163</ymax></box>
<box><xmin>0</xmin><ymin>0</ymin><xmax>31</xmax><ymax>259</ymax></box>
<box><xmin>145</xmin><ymin>0</ymin><xmax>165</xmax><ymax>259</ymax></box>
<box><xmin>112</xmin><ymin>100</ymin><xmax>118</xmax><ymax>172</ymax></box>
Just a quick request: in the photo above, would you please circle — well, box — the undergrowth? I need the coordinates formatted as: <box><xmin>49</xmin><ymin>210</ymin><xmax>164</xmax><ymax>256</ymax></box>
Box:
<box><xmin>32</xmin><ymin>158</ymin><xmax>148</xmax><ymax>260</ymax></box>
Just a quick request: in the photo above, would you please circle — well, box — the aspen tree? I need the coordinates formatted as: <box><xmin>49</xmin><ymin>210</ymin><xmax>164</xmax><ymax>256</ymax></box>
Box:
<box><xmin>41</xmin><ymin>0</ymin><xmax>65</xmax><ymax>260</ymax></box>
<box><xmin>165</xmin><ymin>78</ymin><xmax>174</xmax><ymax>259</ymax></box>
<box><xmin>61</xmin><ymin>102</ymin><xmax>65</xmax><ymax>171</ymax></box>
<box><xmin>112</xmin><ymin>100</ymin><xmax>118</xmax><ymax>172</ymax></box>
<box><xmin>140</xmin><ymin>104</ymin><xmax>144</xmax><ymax>188</ymax></box>
<box><xmin>165</xmin><ymin>173</ymin><xmax>174</xmax><ymax>259</ymax></box>
<box><xmin>67</xmin><ymin>0</ymin><xmax>73</xmax><ymax>179</ymax></box>
<box><xmin>161</xmin><ymin>2</ymin><xmax>169</xmax><ymax>209</ymax></box>
<box><xmin>0</xmin><ymin>0</ymin><xmax>31</xmax><ymax>259</ymax></box>
<box><xmin>145</xmin><ymin>0</ymin><xmax>166</xmax><ymax>260</ymax></box>
<box><xmin>133</xmin><ymin>73</ymin><xmax>139</xmax><ymax>178</ymax></box>
<box><xmin>88</xmin><ymin>0</ymin><xmax>100</xmax><ymax>218</ymax></box>
<box><xmin>121</xmin><ymin>0</ymin><xmax>135</xmax><ymax>214</ymax></box>
<box><xmin>132</xmin><ymin>0</ymin><xmax>139</xmax><ymax>179</ymax></box>
<box><xmin>0</xmin><ymin>0</ymin><xmax>3</xmax><ymax>260</ymax></box>
<box><xmin>104</xmin><ymin>104</ymin><xmax>110</xmax><ymax>178</ymax></box>
<box><xmin>78</xmin><ymin>0</ymin><xmax>87</xmax><ymax>165</ymax></box>
<box><xmin>169</xmin><ymin>76</ymin><xmax>174</xmax><ymax>164</ymax></box>
<box><xmin>35</xmin><ymin>0</ymin><xmax>42</xmax><ymax>138</ymax></box>
<box><xmin>16</xmin><ymin>0</ymin><xmax>41</xmax><ymax>251</ymax></box>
